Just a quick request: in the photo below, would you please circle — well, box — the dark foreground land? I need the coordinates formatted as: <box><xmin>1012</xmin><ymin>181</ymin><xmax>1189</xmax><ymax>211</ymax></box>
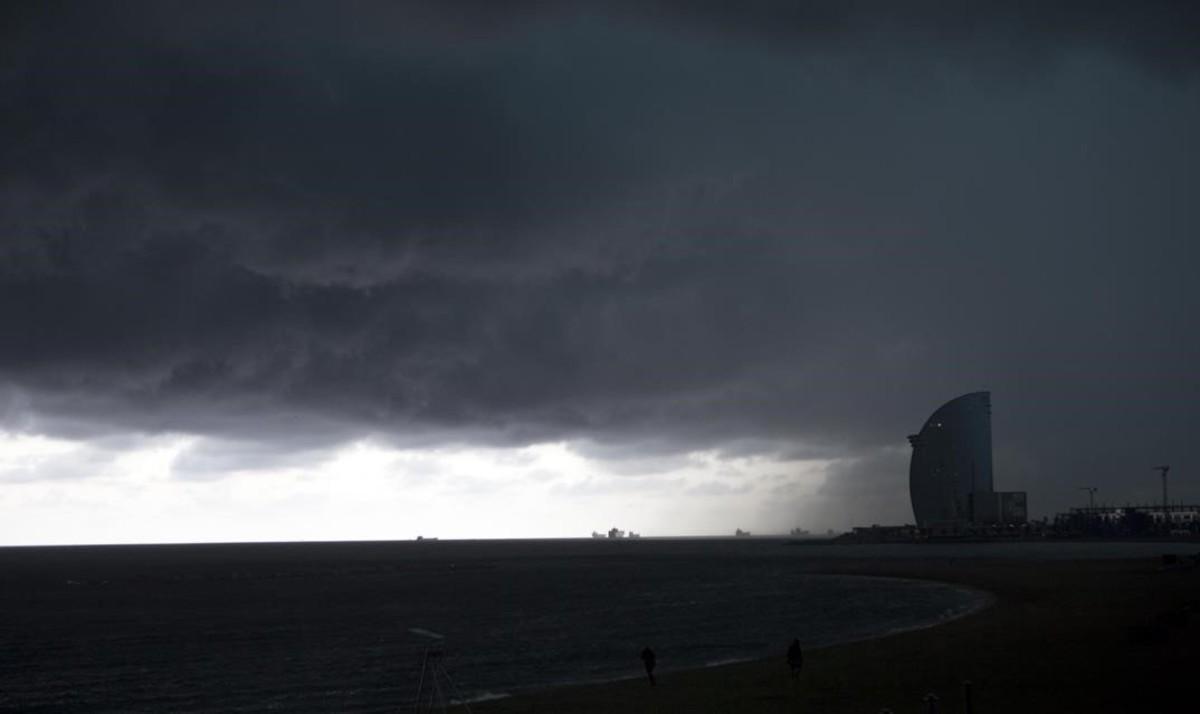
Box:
<box><xmin>477</xmin><ymin>556</ymin><xmax>1200</xmax><ymax>714</ymax></box>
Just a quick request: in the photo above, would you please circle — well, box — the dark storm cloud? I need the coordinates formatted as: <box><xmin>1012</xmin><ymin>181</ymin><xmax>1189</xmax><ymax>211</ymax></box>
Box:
<box><xmin>1</xmin><ymin>2</ymin><xmax>1198</xmax><ymax>516</ymax></box>
<box><xmin>640</xmin><ymin>1</ymin><xmax>1200</xmax><ymax>75</ymax></box>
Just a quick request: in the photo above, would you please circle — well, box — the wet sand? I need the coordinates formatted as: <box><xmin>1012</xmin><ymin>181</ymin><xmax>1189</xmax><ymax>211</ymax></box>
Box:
<box><xmin>476</xmin><ymin>555</ymin><xmax>1200</xmax><ymax>713</ymax></box>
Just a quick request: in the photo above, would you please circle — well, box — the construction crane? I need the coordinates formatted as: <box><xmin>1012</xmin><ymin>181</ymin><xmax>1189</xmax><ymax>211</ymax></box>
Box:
<box><xmin>1078</xmin><ymin>487</ymin><xmax>1098</xmax><ymax>510</ymax></box>
<box><xmin>1153</xmin><ymin>465</ymin><xmax>1170</xmax><ymax>516</ymax></box>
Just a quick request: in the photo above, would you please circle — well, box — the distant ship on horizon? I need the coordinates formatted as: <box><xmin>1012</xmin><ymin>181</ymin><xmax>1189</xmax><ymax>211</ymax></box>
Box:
<box><xmin>592</xmin><ymin>528</ymin><xmax>639</xmax><ymax>539</ymax></box>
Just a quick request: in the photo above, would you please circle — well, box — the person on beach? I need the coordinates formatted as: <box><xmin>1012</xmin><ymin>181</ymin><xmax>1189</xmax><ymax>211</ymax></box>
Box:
<box><xmin>787</xmin><ymin>638</ymin><xmax>803</xmax><ymax>677</ymax></box>
<box><xmin>640</xmin><ymin>646</ymin><xmax>657</xmax><ymax>686</ymax></box>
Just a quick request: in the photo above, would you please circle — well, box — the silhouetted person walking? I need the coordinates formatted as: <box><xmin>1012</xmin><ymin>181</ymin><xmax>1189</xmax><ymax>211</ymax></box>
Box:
<box><xmin>787</xmin><ymin>638</ymin><xmax>803</xmax><ymax>677</ymax></box>
<box><xmin>640</xmin><ymin>646</ymin><xmax>657</xmax><ymax>686</ymax></box>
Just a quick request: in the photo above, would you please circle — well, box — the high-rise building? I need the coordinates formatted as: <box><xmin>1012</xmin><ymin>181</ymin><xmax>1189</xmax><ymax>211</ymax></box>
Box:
<box><xmin>907</xmin><ymin>391</ymin><xmax>1026</xmax><ymax>528</ymax></box>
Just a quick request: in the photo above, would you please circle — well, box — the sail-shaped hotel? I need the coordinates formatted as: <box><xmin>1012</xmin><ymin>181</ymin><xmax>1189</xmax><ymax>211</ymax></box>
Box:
<box><xmin>907</xmin><ymin>392</ymin><xmax>1027</xmax><ymax>529</ymax></box>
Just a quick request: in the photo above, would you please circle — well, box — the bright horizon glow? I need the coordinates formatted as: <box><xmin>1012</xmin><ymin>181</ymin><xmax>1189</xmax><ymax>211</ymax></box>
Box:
<box><xmin>0</xmin><ymin>430</ymin><xmax>841</xmax><ymax>546</ymax></box>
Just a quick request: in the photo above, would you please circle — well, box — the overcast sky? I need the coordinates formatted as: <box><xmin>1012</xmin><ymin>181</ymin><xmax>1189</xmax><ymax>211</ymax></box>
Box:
<box><xmin>1</xmin><ymin>1</ymin><xmax>1197</xmax><ymax>544</ymax></box>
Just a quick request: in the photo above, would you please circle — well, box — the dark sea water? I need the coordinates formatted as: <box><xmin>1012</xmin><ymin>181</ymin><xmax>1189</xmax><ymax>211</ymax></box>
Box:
<box><xmin>0</xmin><ymin>539</ymin><xmax>986</xmax><ymax>712</ymax></box>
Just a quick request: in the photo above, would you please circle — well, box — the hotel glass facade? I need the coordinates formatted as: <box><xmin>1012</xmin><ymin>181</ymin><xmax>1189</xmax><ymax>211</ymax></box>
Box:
<box><xmin>908</xmin><ymin>391</ymin><xmax>996</xmax><ymax>528</ymax></box>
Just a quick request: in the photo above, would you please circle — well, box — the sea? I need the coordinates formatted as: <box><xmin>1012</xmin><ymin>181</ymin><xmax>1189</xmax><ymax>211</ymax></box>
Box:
<box><xmin>2</xmin><ymin>537</ymin><xmax>1181</xmax><ymax>712</ymax></box>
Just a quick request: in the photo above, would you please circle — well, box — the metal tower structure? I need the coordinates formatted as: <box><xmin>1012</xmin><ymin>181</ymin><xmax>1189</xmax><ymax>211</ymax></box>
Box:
<box><xmin>1153</xmin><ymin>465</ymin><xmax>1170</xmax><ymax>516</ymax></box>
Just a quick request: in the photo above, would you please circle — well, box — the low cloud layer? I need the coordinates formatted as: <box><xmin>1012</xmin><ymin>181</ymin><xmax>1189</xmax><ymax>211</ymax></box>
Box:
<box><xmin>1</xmin><ymin>2</ymin><xmax>1198</xmax><ymax>538</ymax></box>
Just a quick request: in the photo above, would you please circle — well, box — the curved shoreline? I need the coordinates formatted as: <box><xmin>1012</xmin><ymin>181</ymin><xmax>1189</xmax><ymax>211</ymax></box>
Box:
<box><xmin>800</xmin><ymin>574</ymin><xmax>996</xmax><ymax>649</ymax></box>
<box><xmin>466</xmin><ymin>573</ymin><xmax>994</xmax><ymax>703</ymax></box>
<box><xmin>477</xmin><ymin>556</ymin><xmax>1200</xmax><ymax>713</ymax></box>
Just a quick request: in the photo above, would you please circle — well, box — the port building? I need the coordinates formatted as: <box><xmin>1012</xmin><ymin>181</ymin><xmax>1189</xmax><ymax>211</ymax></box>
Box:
<box><xmin>1057</xmin><ymin>504</ymin><xmax>1200</xmax><ymax>535</ymax></box>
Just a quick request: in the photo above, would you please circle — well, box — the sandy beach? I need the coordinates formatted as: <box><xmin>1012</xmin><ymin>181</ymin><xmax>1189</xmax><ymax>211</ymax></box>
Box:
<box><xmin>476</xmin><ymin>553</ymin><xmax>1200</xmax><ymax>713</ymax></box>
